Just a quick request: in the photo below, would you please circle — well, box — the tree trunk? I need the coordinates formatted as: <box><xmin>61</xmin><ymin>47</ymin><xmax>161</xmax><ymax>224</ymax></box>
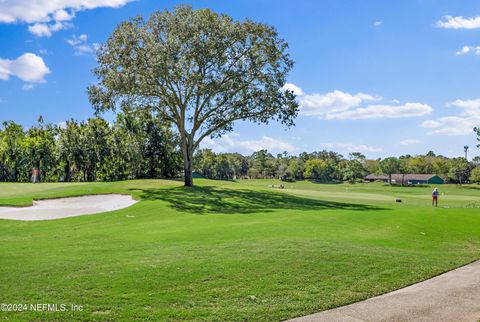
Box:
<box><xmin>37</xmin><ymin>161</ymin><xmax>43</xmax><ymax>183</ymax></box>
<box><xmin>184</xmin><ymin>160</ymin><xmax>193</xmax><ymax>186</ymax></box>
<box><xmin>389</xmin><ymin>173</ymin><xmax>392</xmax><ymax>185</ymax></box>
<box><xmin>182</xmin><ymin>139</ymin><xmax>194</xmax><ymax>187</ymax></box>
<box><xmin>65</xmin><ymin>162</ymin><xmax>71</xmax><ymax>182</ymax></box>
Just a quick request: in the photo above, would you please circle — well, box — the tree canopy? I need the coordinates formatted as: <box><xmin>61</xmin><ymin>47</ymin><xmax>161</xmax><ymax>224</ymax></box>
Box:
<box><xmin>0</xmin><ymin>112</ymin><xmax>181</xmax><ymax>183</ymax></box>
<box><xmin>470</xmin><ymin>166</ymin><xmax>480</xmax><ymax>184</ymax></box>
<box><xmin>88</xmin><ymin>5</ymin><xmax>298</xmax><ymax>186</ymax></box>
<box><xmin>379</xmin><ymin>157</ymin><xmax>400</xmax><ymax>184</ymax></box>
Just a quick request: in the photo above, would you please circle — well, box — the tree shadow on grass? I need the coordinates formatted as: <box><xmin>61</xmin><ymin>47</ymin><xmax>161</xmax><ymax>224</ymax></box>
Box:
<box><xmin>132</xmin><ymin>185</ymin><xmax>388</xmax><ymax>215</ymax></box>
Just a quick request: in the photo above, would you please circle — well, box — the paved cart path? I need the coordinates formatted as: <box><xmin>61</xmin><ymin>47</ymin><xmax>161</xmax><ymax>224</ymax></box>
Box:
<box><xmin>0</xmin><ymin>194</ymin><xmax>137</xmax><ymax>221</ymax></box>
<box><xmin>289</xmin><ymin>260</ymin><xmax>480</xmax><ymax>322</ymax></box>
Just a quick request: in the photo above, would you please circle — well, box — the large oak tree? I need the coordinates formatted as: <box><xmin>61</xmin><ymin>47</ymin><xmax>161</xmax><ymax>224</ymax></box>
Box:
<box><xmin>88</xmin><ymin>5</ymin><xmax>298</xmax><ymax>186</ymax></box>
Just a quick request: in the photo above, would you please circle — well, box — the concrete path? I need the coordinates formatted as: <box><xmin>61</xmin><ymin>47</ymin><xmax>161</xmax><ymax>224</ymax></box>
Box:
<box><xmin>289</xmin><ymin>260</ymin><xmax>480</xmax><ymax>322</ymax></box>
<box><xmin>0</xmin><ymin>194</ymin><xmax>137</xmax><ymax>221</ymax></box>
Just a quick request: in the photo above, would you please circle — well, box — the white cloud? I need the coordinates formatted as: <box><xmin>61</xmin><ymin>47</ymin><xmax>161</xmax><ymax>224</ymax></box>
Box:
<box><xmin>0</xmin><ymin>0</ymin><xmax>133</xmax><ymax>23</ymax></box>
<box><xmin>202</xmin><ymin>134</ymin><xmax>295</xmax><ymax>154</ymax></box>
<box><xmin>321</xmin><ymin>143</ymin><xmax>383</xmax><ymax>153</ymax></box>
<box><xmin>449</xmin><ymin>98</ymin><xmax>480</xmax><ymax>115</ymax></box>
<box><xmin>373</xmin><ymin>21</ymin><xmax>382</xmax><ymax>27</ymax></box>
<box><xmin>22</xmin><ymin>83</ymin><xmax>35</xmax><ymax>91</ymax></box>
<box><xmin>421</xmin><ymin>120</ymin><xmax>441</xmax><ymax>128</ymax></box>
<box><xmin>66</xmin><ymin>34</ymin><xmax>99</xmax><ymax>55</ymax></box>
<box><xmin>422</xmin><ymin>98</ymin><xmax>480</xmax><ymax>136</ymax></box>
<box><xmin>282</xmin><ymin>83</ymin><xmax>304</xmax><ymax>96</ymax></box>
<box><xmin>456</xmin><ymin>46</ymin><xmax>471</xmax><ymax>55</ymax></box>
<box><xmin>288</xmin><ymin>84</ymin><xmax>432</xmax><ymax>120</ymax></box>
<box><xmin>67</xmin><ymin>34</ymin><xmax>87</xmax><ymax>46</ymax></box>
<box><xmin>325</xmin><ymin>102</ymin><xmax>433</xmax><ymax>120</ymax></box>
<box><xmin>436</xmin><ymin>15</ymin><xmax>480</xmax><ymax>29</ymax></box>
<box><xmin>400</xmin><ymin>139</ymin><xmax>422</xmax><ymax>145</ymax></box>
<box><xmin>54</xmin><ymin>9</ymin><xmax>75</xmax><ymax>22</ymax></box>
<box><xmin>28</xmin><ymin>21</ymin><xmax>72</xmax><ymax>37</ymax></box>
<box><xmin>0</xmin><ymin>53</ymin><xmax>50</xmax><ymax>84</ymax></box>
<box><xmin>422</xmin><ymin>116</ymin><xmax>479</xmax><ymax>135</ymax></box>
<box><xmin>455</xmin><ymin>45</ymin><xmax>480</xmax><ymax>56</ymax></box>
<box><xmin>299</xmin><ymin>90</ymin><xmax>380</xmax><ymax>116</ymax></box>
<box><xmin>28</xmin><ymin>24</ymin><xmax>51</xmax><ymax>37</ymax></box>
<box><xmin>0</xmin><ymin>0</ymin><xmax>133</xmax><ymax>37</ymax></box>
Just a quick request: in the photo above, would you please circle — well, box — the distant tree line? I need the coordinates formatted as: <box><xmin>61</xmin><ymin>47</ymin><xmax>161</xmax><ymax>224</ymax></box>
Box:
<box><xmin>0</xmin><ymin>108</ymin><xmax>182</xmax><ymax>182</ymax></box>
<box><xmin>1</xmin><ymin>114</ymin><xmax>480</xmax><ymax>184</ymax></box>
<box><xmin>194</xmin><ymin>149</ymin><xmax>480</xmax><ymax>184</ymax></box>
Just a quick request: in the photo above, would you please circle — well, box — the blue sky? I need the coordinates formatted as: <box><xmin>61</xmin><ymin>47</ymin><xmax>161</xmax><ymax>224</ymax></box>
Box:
<box><xmin>1</xmin><ymin>0</ymin><xmax>480</xmax><ymax>159</ymax></box>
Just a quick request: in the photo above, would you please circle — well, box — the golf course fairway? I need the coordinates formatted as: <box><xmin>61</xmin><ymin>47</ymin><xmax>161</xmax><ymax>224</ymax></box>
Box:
<box><xmin>1</xmin><ymin>179</ymin><xmax>480</xmax><ymax>321</ymax></box>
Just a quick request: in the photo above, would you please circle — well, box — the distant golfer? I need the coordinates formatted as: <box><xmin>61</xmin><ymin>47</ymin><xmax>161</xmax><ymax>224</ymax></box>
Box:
<box><xmin>31</xmin><ymin>168</ymin><xmax>40</xmax><ymax>184</ymax></box>
<box><xmin>432</xmin><ymin>187</ymin><xmax>439</xmax><ymax>207</ymax></box>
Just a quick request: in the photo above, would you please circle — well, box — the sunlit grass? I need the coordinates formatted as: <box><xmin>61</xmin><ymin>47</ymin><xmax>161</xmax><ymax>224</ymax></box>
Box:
<box><xmin>1</xmin><ymin>179</ymin><xmax>479</xmax><ymax>321</ymax></box>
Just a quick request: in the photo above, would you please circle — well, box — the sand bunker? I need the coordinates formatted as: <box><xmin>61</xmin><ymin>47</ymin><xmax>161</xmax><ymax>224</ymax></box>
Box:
<box><xmin>0</xmin><ymin>194</ymin><xmax>138</xmax><ymax>221</ymax></box>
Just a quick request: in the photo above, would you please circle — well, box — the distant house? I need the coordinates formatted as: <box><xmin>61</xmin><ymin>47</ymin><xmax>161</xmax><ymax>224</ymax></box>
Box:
<box><xmin>192</xmin><ymin>171</ymin><xmax>207</xmax><ymax>179</ymax></box>
<box><xmin>365</xmin><ymin>174</ymin><xmax>445</xmax><ymax>185</ymax></box>
<box><xmin>392</xmin><ymin>174</ymin><xmax>445</xmax><ymax>185</ymax></box>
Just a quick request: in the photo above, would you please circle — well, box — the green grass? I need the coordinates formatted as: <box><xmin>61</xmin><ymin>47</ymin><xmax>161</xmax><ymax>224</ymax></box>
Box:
<box><xmin>1</xmin><ymin>179</ymin><xmax>480</xmax><ymax>321</ymax></box>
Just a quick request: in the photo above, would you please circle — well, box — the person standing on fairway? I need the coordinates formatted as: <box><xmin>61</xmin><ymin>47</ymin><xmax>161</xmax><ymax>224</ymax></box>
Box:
<box><xmin>432</xmin><ymin>187</ymin><xmax>439</xmax><ymax>207</ymax></box>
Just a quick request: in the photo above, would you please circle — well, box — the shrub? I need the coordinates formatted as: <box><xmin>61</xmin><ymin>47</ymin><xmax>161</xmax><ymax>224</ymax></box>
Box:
<box><xmin>470</xmin><ymin>166</ymin><xmax>480</xmax><ymax>184</ymax></box>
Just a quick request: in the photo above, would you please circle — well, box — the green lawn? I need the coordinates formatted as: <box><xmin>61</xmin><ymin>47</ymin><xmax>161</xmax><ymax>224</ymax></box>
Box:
<box><xmin>1</xmin><ymin>179</ymin><xmax>480</xmax><ymax>321</ymax></box>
